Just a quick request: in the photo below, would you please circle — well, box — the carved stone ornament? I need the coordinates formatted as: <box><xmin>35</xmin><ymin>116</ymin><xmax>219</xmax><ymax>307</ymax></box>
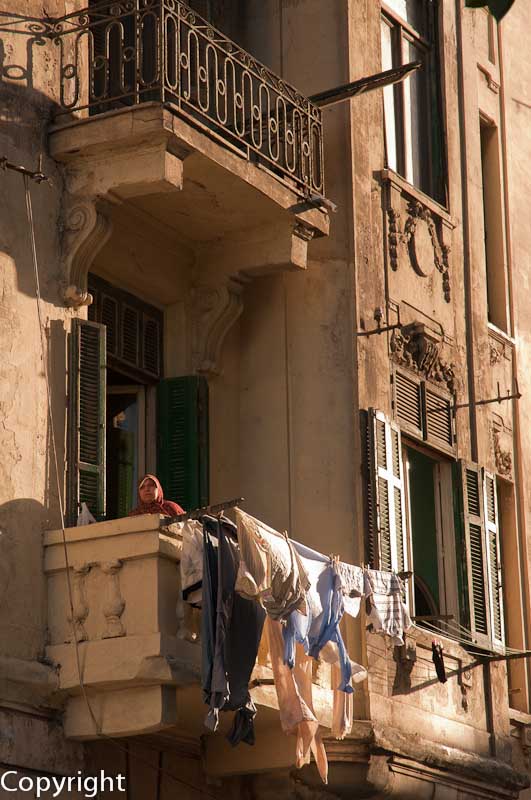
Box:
<box><xmin>62</xmin><ymin>198</ymin><xmax>112</xmax><ymax>308</ymax></box>
<box><xmin>388</xmin><ymin>200</ymin><xmax>451</xmax><ymax>302</ymax></box>
<box><xmin>191</xmin><ymin>278</ymin><xmax>246</xmax><ymax>376</ymax></box>
<box><xmin>66</xmin><ymin>564</ymin><xmax>91</xmax><ymax>643</ymax></box>
<box><xmin>493</xmin><ymin>428</ymin><xmax>512</xmax><ymax>478</ymax></box>
<box><xmin>489</xmin><ymin>342</ymin><xmax>504</xmax><ymax>365</ymax></box>
<box><xmin>101</xmin><ymin>560</ymin><xmax>126</xmax><ymax>638</ymax></box>
<box><xmin>390</xmin><ymin>322</ymin><xmax>456</xmax><ymax>394</ymax></box>
<box><xmin>388</xmin><ymin>208</ymin><xmax>401</xmax><ymax>272</ymax></box>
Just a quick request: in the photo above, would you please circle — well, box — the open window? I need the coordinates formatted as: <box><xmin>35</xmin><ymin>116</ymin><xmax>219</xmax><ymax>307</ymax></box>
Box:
<box><xmin>364</xmin><ymin>408</ymin><xmax>505</xmax><ymax>651</ymax></box>
<box><xmin>380</xmin><ymin>0</ymin><xmax>446</xmax><ymax>203</ymax></box>
<box><xmin>479</xmin><ymin>118</ymin><xmax>510</xmax><ymax>332</ymax></box>
<box><xmin>67</xmin><ymin>277</ymin><xmax>209</xmax><ymax>524</ymax></box>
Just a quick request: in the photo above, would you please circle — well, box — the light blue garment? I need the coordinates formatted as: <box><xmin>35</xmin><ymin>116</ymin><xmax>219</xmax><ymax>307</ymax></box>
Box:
<box><xmin>282</xmin><ymin>541</ymin><xmax>353</xmax><ymax>693</ymax></box>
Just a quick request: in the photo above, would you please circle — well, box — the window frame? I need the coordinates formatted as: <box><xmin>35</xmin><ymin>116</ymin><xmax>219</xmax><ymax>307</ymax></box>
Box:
<box><xmin>380</xmin><ymin>0</ymin><xmax>446</xmax><ymax>203</ymax></box>
<box><xmin>402</xmin><ymin>438</ymin><xmax>459</xmax><ymax>623</ymax></box>
<box><xmin>364</xmin><ymin>407</ymin><xmax>505</xmax><ymax>652</ymax></box>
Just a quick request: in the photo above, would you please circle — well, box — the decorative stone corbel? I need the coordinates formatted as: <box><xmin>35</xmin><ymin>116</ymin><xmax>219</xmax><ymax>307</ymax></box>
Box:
<box><xmin>293</xmin><ymin>220</ymin><xmax>315</xmax><ymax>243</ymax></box>
<box><xmin>62</xmin><ymin>197</ymin><xmax>112</xmax><ymax>308</ymax></box>
<box><xmin>191</xmin><ymin>278</ymin><xmax>246</xmax><ymax>376</ymax></box>
<box><xmin>390</xmin><ymin>322</ymin><xmax>456</xmax><ymax>395</ymax></box>
<box><xmin>101</xmin><ymin>560</ymin><xmax>126</xmax><ymax>638</ymax></box>
<box><xmin>66</xmin><ymin>564</ymin><xmax>91</xmax><ymax>643</ymax></box>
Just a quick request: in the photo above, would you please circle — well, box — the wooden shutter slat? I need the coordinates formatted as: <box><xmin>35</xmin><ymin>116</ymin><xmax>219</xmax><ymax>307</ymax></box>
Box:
<box><xmin>68</xmin><ymin>319</ymin><xmax>107</xmax><ymax>524</ymax></box>
<box><xmin>394</xmin><ymin>369</ymin><xmax>423</xmax><ymax>437</ymax></box>
<box><xmin>367</xmin><ymin>409</ymin><xmax>408</xmax><ymax>581</ymax></box>
<box><xmin>157</xmin><ymin>376</ymin><xmax>209</xmax><ymax>511</ymax></box>
<box><xmin>425</xmin><ymin>385</ymin><xmax>453</xmax><ymax>450</ymax></box>
<box><xmin>88</xmin><ymin>274</ymin><xmax>163</xmax><ymax>381</ymax></box>
<box><xmin>484</xmin><ymin>470</ymin><xmax>504</xmax><ymax>648</ymax></box>
<box><xmin>362</xmin><ymin>411</ymin><xmax>378</xmax><ymax>567</ymax></box>
<box><xmin>461</xmin><ymin>462</ymin><xmax>491</xmax><ymax>646</ymax></box>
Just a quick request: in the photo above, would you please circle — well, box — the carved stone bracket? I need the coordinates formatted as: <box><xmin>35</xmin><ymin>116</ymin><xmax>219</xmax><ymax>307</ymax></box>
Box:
<box><xmin>492</xmin><ymin>426</ymin><xmax>513</xmax><ymax>479</ymax></box>
<box><xmin>387</xmin><ymin>199</ymin><xmax>451</xmax><ymax>303</ymax></box>
<box><xmin>66</xmin><ymin>564</ymin><xmax>91</xmax><ymax>644</ymax></box>
<box><xmin>62</xmin><ymin>197</ymin><xmax>112</xmax><ymax>308</ymax></box>
<box><xmin>101</xmin><ymin>560</ymin><xmax>126</xmax><ymax>638</ymax></box>
<box><xmin>390</xmin><ymin>322</ymin><xmax>456</xmax><ymax>394</ymax></box>
<box><xmin>388</xmin><ymin>208</ymin><xmax>401</xmax><ymax>272</ymax></box>
<box><xmin>191</xmin><ymin>278</ymin><xmax>246</xmax><ymax>376</ymax></box>
<box><xmin>293</xmin><ymin>221</ymin><xmax>315</xmax><ymax>243</ymax></box>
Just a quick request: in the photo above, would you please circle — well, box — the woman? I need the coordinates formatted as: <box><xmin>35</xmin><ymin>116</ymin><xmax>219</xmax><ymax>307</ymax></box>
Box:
<box><xmin>128</xmin><ymin>474</ymin><xmax>185</xmax><ymax>517</ymax></box>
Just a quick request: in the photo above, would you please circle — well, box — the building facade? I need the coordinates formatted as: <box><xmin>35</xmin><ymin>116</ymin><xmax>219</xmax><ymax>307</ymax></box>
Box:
<box><xmin>1</xmin><ymin>0</ymin><xmax>531</xmax><ymax>797</ymax></box>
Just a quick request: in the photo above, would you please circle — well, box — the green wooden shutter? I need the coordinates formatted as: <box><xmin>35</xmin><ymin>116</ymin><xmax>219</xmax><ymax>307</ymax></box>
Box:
<box><xmin>367</xmin><ymin>409</ymin><xmax>408</xmax><ymax>576</ymax></box>
<box><xmin>362</xmin><ymin>410</ymin><xmax>378</xmax><ymax>568</ymax></box>
<box><xmin>68</xmin><ymin>318</ymin><xmax>107</xmax><ymax>524</ymax></box>
<box><xmin>460</xmin><ymin>462</ymin><xmax>490</xmax><ymax>645</ymax></box>
<box><xmin>484</xmin><ymin>470</ymin><xmax>504</xmax><ymax>648</ymax></box>
<box><xmin>157</xmin><ymin>376</ymin><xmax>209</xmax><ymax>512</ymax></box>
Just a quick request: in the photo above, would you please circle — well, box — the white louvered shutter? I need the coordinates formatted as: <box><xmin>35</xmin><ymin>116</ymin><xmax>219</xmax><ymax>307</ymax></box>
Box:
<box><xmin>484</xmin><ymin>470</ymin><xmax>504</xmax><ymax>649</ymax></box>
<box><xmin>368</xmin><ymin>409</ymin><xmax>408</xmax><ymax>577</ymax></box>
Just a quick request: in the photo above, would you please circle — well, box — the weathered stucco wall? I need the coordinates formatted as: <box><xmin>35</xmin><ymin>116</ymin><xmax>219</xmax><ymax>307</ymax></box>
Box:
<box><xmin>0</xmin><ymin>0</ymin><xmax>531</xmax><ymax>796</ymax></box>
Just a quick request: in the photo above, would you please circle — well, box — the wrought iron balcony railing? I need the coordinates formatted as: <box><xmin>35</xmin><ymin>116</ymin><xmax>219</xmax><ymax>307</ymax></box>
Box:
<box><xmin>51</xmin><ymin>0</ymin><xmax>324</xmax><ymax>196</ymax></box>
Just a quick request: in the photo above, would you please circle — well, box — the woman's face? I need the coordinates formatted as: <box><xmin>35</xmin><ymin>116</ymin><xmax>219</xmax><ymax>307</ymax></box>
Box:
<box><xmin>139</xmin><ymin>478</ymin><xmax>158</xmax><ymax>504</ymax></box>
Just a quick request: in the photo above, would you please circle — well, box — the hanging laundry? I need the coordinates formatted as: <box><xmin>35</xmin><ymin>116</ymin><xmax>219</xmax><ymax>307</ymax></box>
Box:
<box><xmin>234</xmin><ymin>509</ymin><xmax>310</xmax><ymax>621</ymax></box>
<box><xmin>432</xmin><ymin>641</ymin><xmax>447</xmax><ymax>684</ymax></box>
<box><xmin>201</xmin><ymin>515</ymin><xmax>266</xmax><ymax>746</ymax></box>
<box><xmin>331</xmin><ymin>661</ymin><xmax>353</xmax><ymax>740</ymax></box>
<box><xmin>180</xmin><ymin>519</ymin><xmax>204</xmax><ymax>607</ymax></box>
<box><xmin>364</xmin><ymin>569</ymin><xmax>412</xmax><ymax>646</ymax></box>
<box><xmin>335</xmin><ymin>561</ymin><xmax>365</xmax><ymax>618</ymax></box>
<box><xmin>282</xmin><ymin>543</ymin><xmax>353</xmax><ymax>693</ymax></box>
<box><xmin>266</xmin><ymin>617</ymin><xmax>328</xmax><ymax>784</ymax></box>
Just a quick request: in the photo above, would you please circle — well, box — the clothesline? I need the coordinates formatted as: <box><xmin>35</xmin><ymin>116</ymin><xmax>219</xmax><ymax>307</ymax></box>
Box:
<box><xmin>162</xmin><ymin>496</ymin><xmax>244</xmax><ymax>525</ymax></box>
<box><xmin>416</xmin><ymin>618</ymin><xmax>531</xmax><ymax>662</ymax></box>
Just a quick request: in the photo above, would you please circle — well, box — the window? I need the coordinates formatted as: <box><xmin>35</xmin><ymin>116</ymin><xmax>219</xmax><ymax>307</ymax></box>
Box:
<box><xmin>479</xmin><ymin>118</ymin><xmax>510</xmax><ymax>332</ymax></box>
<box><xmin>381</xmin><ymin>0</ymin><xmax>445</xmax><ymax>203</ymax></box>
<box><xmin>392</xmin><ymin>367</ymin><xmax>454</xmax><ymax>454</ymax></box>
<box><xmin>364</xmin><ymin>408</ymin><xmax>504</xmax><ymax>651</ymax></box>
<box><xmin>67</xmin><ymin>278</ymin><xmax>209</xmax><ymax>524</ymax></box>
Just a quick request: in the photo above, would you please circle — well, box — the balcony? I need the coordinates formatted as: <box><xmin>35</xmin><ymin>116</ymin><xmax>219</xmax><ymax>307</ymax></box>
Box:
<box><xmin>48</xmin><ymin>1</ymin><xmax>328</xmax><ymax>310</ymax></box>
<box><xmin>43</xmin><ymin>515</ymin><xmax>343</xmax><ymax>775</ymax></box>
<box><xmin>52</xmin><ymin>0</ymin><xmax>324</xmax><ymax>199</ymax></box>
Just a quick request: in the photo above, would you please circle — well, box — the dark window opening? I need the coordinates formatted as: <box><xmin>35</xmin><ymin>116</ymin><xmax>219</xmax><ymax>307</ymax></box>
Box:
<box><xmin>405</xmin><ymin>446</ymin><xmax>440</xmax><ymax>616</ymax></box>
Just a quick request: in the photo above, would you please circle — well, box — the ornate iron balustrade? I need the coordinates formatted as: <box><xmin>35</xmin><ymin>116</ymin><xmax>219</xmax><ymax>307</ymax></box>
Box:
<box><xmin>51</xmin><ymin>0</ymin><xmax>324</xmax><ymax>196</ymax></box>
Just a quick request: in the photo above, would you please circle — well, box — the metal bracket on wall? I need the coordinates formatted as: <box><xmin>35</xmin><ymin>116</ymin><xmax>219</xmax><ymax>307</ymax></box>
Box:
<box><xmin>452</xmin><ymin>379</ymin><xmax>521</xmax><ymax>417</ymax></box>
<box><xmin>0</xmin><ymin>155</ymin><xmax>49</xmax><ymax>184</ymax></box>
<box><xmin>356</xmin><ymin>305</ymin><xmax>402</xmax><ymax>338</ymax></box>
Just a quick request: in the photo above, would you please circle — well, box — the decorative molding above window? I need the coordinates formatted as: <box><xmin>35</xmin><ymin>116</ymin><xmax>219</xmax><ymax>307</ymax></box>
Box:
<box><xmin>382</xmin><ymin>170</ymin><xmax>454</xmax><ymax>306</ymax></box>
<box><xmin>390</xmin><ymin>322</ymin><xmax>456</xmax><ymax>395</ymax></box>
<box><xmin>490</xmin><ymin>414</ymin><xmax>513</xmax><ymax>481</ymax></box>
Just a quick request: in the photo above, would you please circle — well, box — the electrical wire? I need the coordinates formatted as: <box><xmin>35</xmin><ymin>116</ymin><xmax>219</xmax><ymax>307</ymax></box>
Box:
<box><xmin>23</xmin><ymin>173</ymin><xmax>222</xmax><ymax>800</ymax></box>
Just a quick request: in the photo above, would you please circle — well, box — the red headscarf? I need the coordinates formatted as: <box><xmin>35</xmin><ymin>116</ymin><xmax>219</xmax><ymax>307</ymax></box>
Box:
<box><xmin>128</xmin><ymin>474</ymin><xmax>185</xmax><ymax>517</ymax></box>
